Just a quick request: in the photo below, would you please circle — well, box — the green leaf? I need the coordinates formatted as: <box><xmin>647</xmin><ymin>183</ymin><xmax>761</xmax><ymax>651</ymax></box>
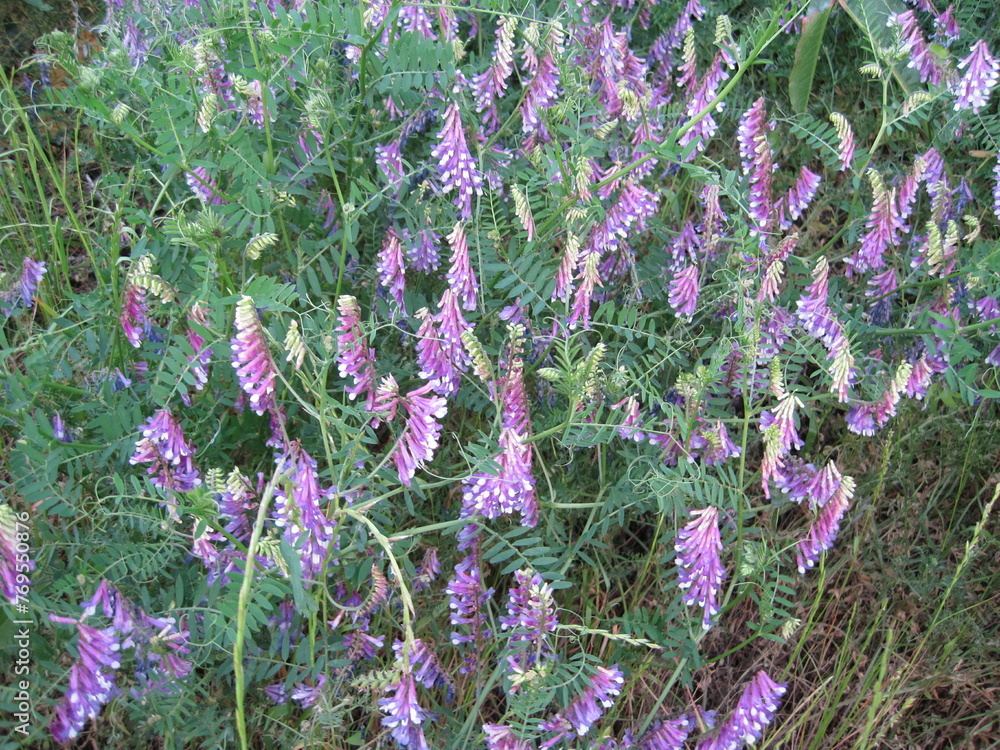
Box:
<box><xmin>789</xmin><ymin>2</ymin><xmax>833</xmax><ymax>114</ymax></box>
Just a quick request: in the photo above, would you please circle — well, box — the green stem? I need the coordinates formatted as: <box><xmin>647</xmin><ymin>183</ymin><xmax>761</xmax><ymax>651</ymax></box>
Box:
<box><xmin>233</xmin><ymin>473</ymin><xmax>278</xmax><ymax>750</ymax></box>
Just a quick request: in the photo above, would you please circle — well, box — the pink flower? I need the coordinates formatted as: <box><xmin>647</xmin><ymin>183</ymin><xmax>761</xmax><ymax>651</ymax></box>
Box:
<box><xmin>431</xmin><ymin>103</ymin><xmax>483</xmax><ymax>219</ymax></box>
<box><xmin>675</xmin><ymin>506</ymin><xmax>726</xmax><ymax>630</ymax></box>
<box><xmin>378</xmin><ymin>672</ymin><xmax>430</xmax><ymax>750</ymax></box>
<box><xmin>390</xmin><ymin>382</ymin><xmax>448</xmax><ymax>486</ymax></box>
<box><xmin>737</xmin><ymin>98</ymin><xmax>775</xmax><ymax>237</ymax></box>
<box><xmin>797</xmin><ymin>473</ymin><xmax>856</xmax><ymax>573</ymax></box>
<box><xmin>120</xmin><ymin>282</ymin><xmax>149</xmax><ymax>348</ymax></box>
<box><xmin>953</xmin><ymin>40</ymin><xmax>999</xmax><ymax>113</ymax></box>
<box><xmin>231</xmin><ymin>296</ymin><xmax>277</xmax><ymax>415</ymax></box>
<box><xmin>49</xmin><ymin>615</ymin><xmax>122</xmax><ymax>743</ymax></box>
<box><xmin>445</xmin><ymin>222</ymin><xmax>478</xmax><ymax>311</ymax></box>
<box><xmin>336</xmin><ymin>295</ymin><xmax>377</xmax><ymax>408</ymax></box>
<box><xmin>378</xmin><ymin>228</ymin><xmax>407</xmax><ymax>314</ymax></box>
<box><xmin>668</xmin><ymin>264</ymin><xmax>700</xmax><ymax>318</ymax></box>
<box><xmin>539</xmin><ymin>665</ymin><xmax>624</xmax><ymax>745</ymax></box>
<box><xmin>129</xmin><ymin>409</ymin><xmax>201</xmax><ymax>506</ymax></box>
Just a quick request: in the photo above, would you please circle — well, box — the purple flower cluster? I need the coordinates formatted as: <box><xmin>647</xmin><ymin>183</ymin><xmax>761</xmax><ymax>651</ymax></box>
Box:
<box><xmin>953</xmin><ymin>40</ymin><xmax>999</xmax><ymax>113</ymax></box>
<box><xmin>431</xmin><ymin>102</ymin><xmax>483</xmax><ymax>219</ymax></box>
<box><xmin>462</xmin><ymin>330</ymin><xmax>537</xmax><ymax>526</ymax></box>
<box><xmin>500</xmin><ymin>568</ymin><xmax>558</xmax><ymax>669</ymax></box>
<box><xmin>737</xmin><ymin>98</ymin><xmax>775</xmax><ymax>238</ymax></box>
<box><xmin>0</xmin><ymin>504</ymin><xmax>30</xmax><ymax>604</ymax></box>
<box><xmin>696</xmin><ymin>671</ymin><xmax>786</xmax><ymax>750</ymax></box>
<box><xmin>1</xmin><ymin>256</ymin><xmax>46</xmax><ymax>316</ymax></box>
<box><xmin>129</xmin><ymin>409</ymin><xmax>201</xmax><ymax>506</ymax></box>
<box><xmin>231</xmin><ymin>296</ymin><xmax>278</xmax><ymax>415</ymax></box>
<box><xmin>49</xmin><ymin>580</ymin><xmax>192</xmax><ymax>743</ymax></box>
<box><xmin>185</xmin><ymin>302</ymin><xmax>212</xmax><ymax>395</ymax></box>
<box><xmin>336</xmin><ymin>295</ymin><xmax>377</xmax><ymax>408</ymax></box>
<box><xmin>378</xmin><ymin>228</ymin><xmax>407</xmax><ymax>314</ymax></box>
<box><xmin>386</xmin><ymin>381</ymin><xmax>448</xmax><ymax>486</ymax></box>
<box><xmin>539</xmin><ymin>665</ymin><xmax>625</xmax><ymax>746</ymax></box>
<box><xmin>474</xmin><ymin>16</ymin><xmax>517</xmax><ymax>131</ymax></box>
<box><xmin>49</xmin><ymin>615</ymin><xmax>121</xmax><ymax>743</ymax></box>
<box><xmin>379</xmin><ymin>672</ymin><xmax>431</xmax><ymax>750</ymax></box>
<box><xmin>796</xmin><ymin>470</ymin><xmax>857</xmax><ymax>574</ymax></box>
<box><xmin>445</xmin><ymin>222</ymin><xmax>478</xmax><ymax>311</ymax></box>
<box><xmin>675</xmin><ymin>506</ymin><xmax>726</xmax><ymax>630</ymax></box>
<box><xmin>446</xmin><ymin>551</ymin><xmax>494</xmax><ymax>646</ymax></box>
<box><xmin>273</xmin><ymin>442</ymin><xmax>334</xmax><ymax>581</ymax></box>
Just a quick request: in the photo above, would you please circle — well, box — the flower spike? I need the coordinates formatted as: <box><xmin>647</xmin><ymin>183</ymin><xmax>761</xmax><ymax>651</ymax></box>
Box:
<box><xmin>231</xmin><ymin>296</ymin><xmax>278</xmax><ymax>415</ymax></box>
<box><xmin>675</xmin><ymin>506</ymin><xmax>726</xmax><ymax>630</ymax></box>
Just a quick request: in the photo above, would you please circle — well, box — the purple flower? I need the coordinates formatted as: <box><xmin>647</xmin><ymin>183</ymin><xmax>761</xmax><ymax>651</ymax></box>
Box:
<box><xmin>431</xmin><ymin>102</ymin><xmax>483</xmax><ymax>219</ymax></box>
<box><xmin>393</xmin><ymin>639</ymin><xmax>452</xmax><ymax>693</ymax></box>
<box><xmin>829</xmin><ymin>113</ymin><xmax>855</xmax><ymax>172</ymax></box>
<box><xmin>637</xmin><ymin>716</ymin><xmax>692</xmax><ymax>750</ymax></box>
<box><xmin>131</xmin><ymin>612</ymin><xmax>191</xmax><ymax>695</ymax></box>
<box><xmin>129</xmin><ymin>409</ymin><xmax>201</xmax><ymax>505</ymax></box>
<box><xmin>389</xmin><ymin>382</ymin><xmax>448</xmax><ymax>486</ymax></box>
<box><xmin>49</xmin><ymin>615</ymin><xmax>122</xmax><ymax>744</ymax></box>
<box><xmin>796</xmin><ymin>256</ymin><xmax>840</xmax><ymax>345</ymax></box>
<box><xmin>668</xmin><ymin>264</ymin><xmax>700</xmax><ymax>318</ymax></box>
<box><xmin>378</xmin><ymin>228</ymin><xmax>407</xmax><ymax>314</ymax></box>
<box><xmin>485</xmin><ymin>724</ymin><xmax>537</xmax><ymax>750</ymax></box>
<box><xmin>446</xmin><ymin>553</ymin><xmax>494</xmax><ymax>650</ymax></box>
<box><xmin>707</xmin><ymin>670</ymin><xmax>787</xmax><ymax>748</ymax></box>
<box><xmin>186</xmin><ymin>302</ymin><xmax>212</xmax><ymax>392</ymax></box>
<box><xmin>777</xmin><ymin>167</ymin><xmax>821</xmax><ymax>229</ymax></box>
<box><xmin>120</xmin><ymin>281</ymin><xmax>149</xmax><ymax>348</ymax></box>
<box><xmin>539</xmin><ymin>665</ymin><xmax>625</xmax><ymax>746</ymax></box>
<box><xmin>499</xmin><ymin>568</ymin><xmax>558</xmax><ymax>664</ymax></box>
<box><xmin>415</xmin><ymin>307</ymin><xmax>460</xmax><ymax>397</ymax></box>
<box><xmin>892</xmin><ymin>11</ymin><xmax>948</xmax><ymax>85</ymax></box>
<box><xmin>613</xmin><ymin>396</ymin><xmax>646</xmax><ymax>442</ymax></box>
<box><xmin>759</xmin><ymin>232</ymin><xmax>798</xmax><ymax>302</ymax></box>
<box><xmin>700</xmin><ymin>184</ymin><xmax>727</xmax><ymax>260</ymax></box>
<box><xmin>849</xmin><ymin>170</ymin><xmax>905</xmax><ymax>276</ymax></box>
<box><xmin>336</xmin><ymin>295</ymin><xmax>377</xmax><ymax>408</ymax></box>
<box><xmin>410</xmin><ymin>225</ymin><xmax>441</xmax><ymax>272</ymax></box>
<box><xmin>701</xmin><ymin>420</ymin><xmax>741</xmax><ymax>466</ymax></box>
<box><xmin>376</xmin><ymin>140</ymin><xmax>405</xmax><ymax>193</ymax></box>
<box><xmin>679</xmin><ymin>55</ymin><xmax>729</xmax><ymax>155</ymax></box>
<box><xmin>737</xmin><ymin>98</ymin><xmax>775</xmax><ymax>237</ymax></box>
<box><xmin>474</xmin><ymin>16</ymin><xmax>517</xmax><ymax>130</ymax></box>
<box><xmin>379</xmin><ymin>672</ymin><xmax>430</xmax><ymax>750</ymax></box>
<box><xmin>675</xmin><ymin>506</ymin><xmax>726</xmax><ymax>630</ymax></box>
<box><xmin>434</xmin><ymin>288</ymin><xmax>472</xmax><ymax>376</ymax></box>
<box><xmin>567</xmin><ymin>253</ymin><xmax>603</xmax><ymax>330</ymax></box>
<box><xmin>797</xmin><ymin>473</ymin><xmax>856</xmax><ymax>573</ymax></box>
<box><xmin>264</xmin><ymin>682</ymin><xmax>289</xmax><ymax>705</ymax></box>
<box><xmin>123</xmin><ymin>16</ymin><xmax>148</xmax><ymax>66</ymax></box>
<box><xmin>231</xmin><ymin>296</ymin><xmax>278</xmax><ymax>415</ymax></box>
<box><xmin>845</xmin><ymin>402</ymin><xmax>877</xmax><ymax>436</ymax></box>
<box><xmin>273</xmin><ymin>442</ymin><xmax>334</xmax><ymax>581</ymax></box>
<box><xmin>18</xmin><ymin>256</ymin><xmax>46</xmax><ymax>307</ymax></box>
<box><xmin>462</xmin><ymin>428</ymin><xmax>537</xmax><ymax>526</ymax></box>
<box><xmin>292</xmin><ymin>674</ymin><xmax>327</xmax><ymax>709</ymax></box>
<box><xmin>445</xmin><ymin>222</ymin><xmax>478</xmax><ymax>311</ymax></box>
<box><xmin>953</xmin><ymin>40</ymin><xmax>999</xmax><ymax>113</ymax></box>
<box><xmin>521</xmin><ymin>52</ymin><xmax>561</xmax><ymax>143</ymax></box>
<box><xmin>413</xmin><ymin>547</ymin><xmax>441</xmax><ymax>592</ymax></box>
<box><xmin>52</xmin><ymin>412</ymin><xmax>72</xmax><ymax>442</ymax></box>
<box><xmin>903</xmin><ymin>352</ymin><xmax>934</xmax><ymax>399</ymax></box>
<box><xmin>186</xmin><ymin>166</ymin><xmax>225</xmax><ymax>206</ymax></box>
<box><xmin>993</xmin><ymin>154</ymin><xmax>1000</xmax><ymax>222</ymax></box>
<box><xmin>0</xmin><ymin>505</ymin><xmax>31</xmax><ymax>604</ymax></box>
<box><xmin>935</xmin><ymin>6</ymin><xmax>961</xmax><ymax>43</ymax></box>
